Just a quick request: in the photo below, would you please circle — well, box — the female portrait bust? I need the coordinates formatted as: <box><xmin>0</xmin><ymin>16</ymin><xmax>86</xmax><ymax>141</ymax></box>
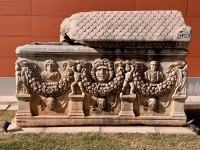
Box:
<box><xmin>41</xmin><ymin>59</ymin><xmax>61</xmax><ymax>82</ymax></box>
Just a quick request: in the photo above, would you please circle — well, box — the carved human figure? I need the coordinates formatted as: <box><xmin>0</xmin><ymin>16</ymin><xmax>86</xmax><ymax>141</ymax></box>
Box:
<box><xmin>15</xmin><ymin>62</ymin><xmax>23</xmax><ymax>94</ymax></box>
<box><xmin>15</xmin><ymin>60</ymin><xmax>29</xmax><ymax>94</ymax></box>
<box><xmin>144</xmin><ymin>60</ymin><xmax>164</xmax><ymax>83</ymax></box>
<box><xmin>41</xmin><ymin>59</ymin><xmax>61</xmax><ymax>82</ymax></box>
<box><xmin>176</xmin><ymin>64</ymin><xmax>187</xmax><ymax>95</ymax></box>
<box><xmin>144</xmin><ymin>61</ymin><xmax>164</xmax><ymax>111</ymax></box>
<box><xmin>168</xmin><ymin>61</ymin><xmax>188</xmax><ymax>96</ymax></box>
<box><xmin>121</xmin><ymin>61</ymin><xmax>135</xmax><ymax>95</ymax></box>
<box><xmin>70</xmin><ymin>62</ymin><xmax>85</xmax><ymax>95</ymax></box>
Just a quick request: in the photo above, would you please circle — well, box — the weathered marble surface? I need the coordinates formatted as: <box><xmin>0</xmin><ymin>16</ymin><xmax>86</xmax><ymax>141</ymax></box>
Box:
<box><xmin>15</xmin><ymin>44</ymin><xmax>188</xmax><ymax>126</ymax></box>
<box><xmin>15</xmin><ymin>11</ymin><xmax>191</xmax><ymax>127</ymax></box>
<box><xmin>60</xmin><ymin>11</ymin><xmax>191</xmax><ymax>48</ymax></box>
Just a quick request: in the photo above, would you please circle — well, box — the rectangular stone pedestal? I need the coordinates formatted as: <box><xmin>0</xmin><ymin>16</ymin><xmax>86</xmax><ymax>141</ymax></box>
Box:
<box><xmin>119</xmin><ymin>94</ymin><xmax>136</xmax><ymax>116</ymax></box>
<box><xmin>69</xmin><ymin>94</ymin><xmax>85</xmax><ymax>116</ymax></box>
<box><xmin>171</xmin><ymin>95</ymin><xmax>187</xmax><ymax>119</ymax></box>
<box><xmin>16</xmin><ymin>94</ymin><xmax>31</xmax><ymax>117</ymax></box>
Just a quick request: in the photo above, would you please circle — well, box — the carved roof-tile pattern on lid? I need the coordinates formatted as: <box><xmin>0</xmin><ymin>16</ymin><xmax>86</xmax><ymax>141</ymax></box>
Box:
<box><xmin>60</xmin><ymin>11</ymin><xmax>192</xmax><ymax>48</ymax></box>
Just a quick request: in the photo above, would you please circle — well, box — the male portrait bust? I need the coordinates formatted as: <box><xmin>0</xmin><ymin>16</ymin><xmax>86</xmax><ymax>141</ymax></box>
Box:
<box><xmin>144</xmin><ymin>60</ymin><xmax>164</xmax><ymax>83</ymax></box>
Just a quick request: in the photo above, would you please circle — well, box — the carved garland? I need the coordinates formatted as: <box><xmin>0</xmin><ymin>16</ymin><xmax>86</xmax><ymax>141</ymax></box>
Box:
<box><xmin>81</xmin><ymin>68</ymin><xmax>124</xmax><ymax>97</ymax></box>
<box><xmin>16</xmin><ymin>59</ymin><xmax>186</xmax><ymax>99</ymax></box>
<box><xmin>132</xmin><ymin>61</ymin><xmax>187</xmax><ymax>97</ymax></box>
<box><xmin>26</xmin><ymin>58</ymin><xmax>125</xmax><ymax>98</ymax></box>
<box><xmin>27</xmin><ymin>69</ymin><xmax>73</xmax><ymax>97</ymax></box>
<box><xmin>16</xmin><ymin>60</ymin><xmax>73</xmax><ymax>97</ymax></box>
<box><xmin>133</xmin><ymin>71</ymin><xmax>177</xmax><ymax>97</ymax></box>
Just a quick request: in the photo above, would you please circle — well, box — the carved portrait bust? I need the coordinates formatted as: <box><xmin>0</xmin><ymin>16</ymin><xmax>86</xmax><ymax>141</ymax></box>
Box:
<box><xmin>41</xmin><ymin>59</ymin><xmax>61</xmax><ymax>82</ymax></box>
<box><xmin>144</xmin><ymin>60</ymin><xmax>164</xmax><ymax>83</ymax></box>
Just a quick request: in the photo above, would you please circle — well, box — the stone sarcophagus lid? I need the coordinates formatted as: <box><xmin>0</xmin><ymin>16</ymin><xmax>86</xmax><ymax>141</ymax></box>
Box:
<box><xmin>15</xmin><ymin>11</ymin><xmax>191</xmax><ymax>127</ymax></box>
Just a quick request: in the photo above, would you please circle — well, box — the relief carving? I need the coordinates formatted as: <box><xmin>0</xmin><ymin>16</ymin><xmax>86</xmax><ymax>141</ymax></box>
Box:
<box><xmin>46</xmin><ymin>97</ymin><xmax>57</xmax><ymax>110</ymax></box>
<box><xmin>63</xmin><ymin>60</ymin><xmax>88</xmax><ymax>95</ymax></box>
<box><xmin>148</xmin><ymin>98</ymin><xmax>157</xmax><ymax>111</ymax></box>
<box><xmin>18</xmin><ymin>59</ymin><xmax>73</xmax><ymax>98</ymax></box>
<box><xmin>96</xmin><ymin>98</ymin><xmax>107</xmax><ymax>111</ymax></box>
<box><xmin>15</xmin><ymin>60</ymin><xmax>32</xmax><ymax>94</ymax></box>
<box><xmin>91</xmin><ymin>58</ymin><xmax>114</xmax><ymax>83</ymax></box>
<box><xmin>177</xmin><ymin>26</ymin><xmax>192</xmax><ymax>41</ymax></box>
<box><xmin>41</xmin><ymin>59</ymin><xmax>61</xmax><ymax>82</ymax></box>
<box><xmin>82</xmin><ymin>58</ymin><xmax>124</xmax><ymax>110</ymax></box>
<box><xmin>82</xmin><ymin>58</ymin><xmax>124</xmax><ymax>98</ymax></box>
<box><xmin>134</xmin><ymin>61</ymin><xmax>177</xmax><ymax>98</ymax></box>
<box><xmin>144</xmin><ymin>60</ymin><xmax>164</xmax><ymax>83</ymax></box>
<box><xmin>121</xmin><ymin>60</ymin><xmax>135</xmax><ymax>95</ymax></box>
<box><xmin>167</xmin><ymin>61</ymin><xmax>188</xmax><ymax>96</ymax></box>
<box><xmin>16</xmin><ymin>58</ymin><xmax>187</xmax><ymax>112</ymax></box>
<box><xmin>143</xmin><ymin>60</ymin><xmax>164</xmax><ymax>111</ymax></box>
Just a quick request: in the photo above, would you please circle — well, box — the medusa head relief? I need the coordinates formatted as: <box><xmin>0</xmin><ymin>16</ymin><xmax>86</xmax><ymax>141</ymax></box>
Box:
<box><xmin>91</xmin><ymin>58</ymin><xmax>114</xmax><ymax>83</ymax></box>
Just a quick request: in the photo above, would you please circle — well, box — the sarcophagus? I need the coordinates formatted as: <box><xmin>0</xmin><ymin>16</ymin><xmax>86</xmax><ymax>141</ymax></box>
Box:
<box><xmin>15</xmin><ymin>11</ymin><xmax>191</xmax><ymax>126</ymax></box>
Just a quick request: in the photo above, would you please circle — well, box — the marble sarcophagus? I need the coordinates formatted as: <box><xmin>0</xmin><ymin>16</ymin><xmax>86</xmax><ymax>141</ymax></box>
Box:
<box><xmin>15</xmin><ymin>11</ymin><xmax>191</xmax><ymax>126</ymax></box>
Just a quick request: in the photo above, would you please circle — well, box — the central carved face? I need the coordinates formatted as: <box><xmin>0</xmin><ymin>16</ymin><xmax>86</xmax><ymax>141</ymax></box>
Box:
<box><xmin>95</xmin><ymin>66</ymin><xmax>109</xmax><ymax>82</ymax></box>
<box><xmin>91</xmin><ymin>58</ymin><xmax>114</xmax><ymax>83</ymax></box>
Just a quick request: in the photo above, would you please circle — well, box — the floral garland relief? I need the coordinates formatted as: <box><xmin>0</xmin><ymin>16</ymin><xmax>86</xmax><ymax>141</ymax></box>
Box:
<box><xmin>15</xmin><ymin>58</ymin><xmax>187</xmax><ymax>111</ymax></box>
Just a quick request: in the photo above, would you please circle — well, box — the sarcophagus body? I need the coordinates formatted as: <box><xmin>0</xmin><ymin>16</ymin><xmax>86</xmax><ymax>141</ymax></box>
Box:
<box><xmin>15</xmin><ymin>11</ymin><xmax>191</xmax><ymax>126</ymax></box>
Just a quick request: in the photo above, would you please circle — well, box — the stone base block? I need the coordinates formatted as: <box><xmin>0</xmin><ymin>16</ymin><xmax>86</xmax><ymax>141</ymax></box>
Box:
<box><xmin>119</xmin><ymin>94</ymin><xmax>136</xmax><ymax>116</ymax></box>
<box><xmin>16</xmin><ymin>94</ymin><xmax>31</xmax><ymax>117</ymax></box>
<box><xmin>69</xmin><ymin>94</ymin><xmax>85</xmax><ymax>116</ymax></box>
<box><xmin>16</xmin><ymin>116</ymin><xmax>186</xmax><ymax>127</ymax></box>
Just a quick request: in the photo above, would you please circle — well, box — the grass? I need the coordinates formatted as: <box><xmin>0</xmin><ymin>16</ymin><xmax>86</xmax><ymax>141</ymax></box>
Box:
<box><xmin>0</xmin><ymin>132</ymin><xmax>200</xmax><ymax>150</ymax></box>
<box><xmin>0</xmin><ymin>110</ymin><xmax>199</xmax><ymax>150</ymax></box>
<box><xmin>0</xmin><ymin>110</ymin><xmax>16</xmax><ymax>123</ymax></box>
